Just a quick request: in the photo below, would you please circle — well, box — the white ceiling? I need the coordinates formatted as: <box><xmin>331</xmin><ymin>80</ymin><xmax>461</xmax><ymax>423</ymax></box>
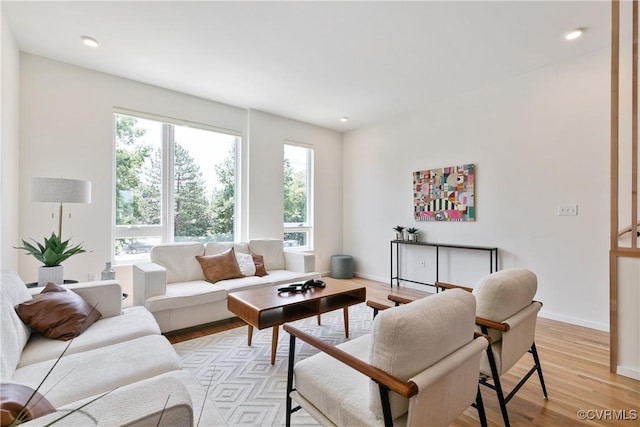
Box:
<box><xmin>3</xmin><ymin>1</ymin><xmax>613</xmax><ymax>131</ymax></box>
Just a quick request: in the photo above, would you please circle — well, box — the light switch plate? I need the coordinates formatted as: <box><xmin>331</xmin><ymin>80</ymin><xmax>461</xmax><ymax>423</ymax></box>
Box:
<box><xmin>558</xmin><ymin>204</ymin><xmax>578</xmax><ymax>216</ymax></box>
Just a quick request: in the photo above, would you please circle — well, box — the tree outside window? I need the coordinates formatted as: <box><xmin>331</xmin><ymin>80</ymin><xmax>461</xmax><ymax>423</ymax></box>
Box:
<box><xmin>284</xmin><ymin>143</ymin><xmax>313</xmax><ymax>248</ymax></box>
<box><xmin>113</xmin><ymin>113</ymin><xmax>238</xmax><ymax>261</ymax></box>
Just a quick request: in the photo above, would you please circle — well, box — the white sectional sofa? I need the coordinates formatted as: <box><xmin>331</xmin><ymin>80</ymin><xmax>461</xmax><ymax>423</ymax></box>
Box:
<box><xmin>133</xmin><ymin>239</ymin><xmax>320</xmax><ymax>332</ymax></box>
<box><xmin>1</xmin><ymin>269</ymin><xmax>226</xmax><ymax>426</ymax></box>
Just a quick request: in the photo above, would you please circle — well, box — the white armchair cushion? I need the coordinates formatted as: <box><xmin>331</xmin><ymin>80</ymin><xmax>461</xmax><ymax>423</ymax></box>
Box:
<box><xmin>472</xmin><ymin>268</ymin><xmax>537</xmax><ymax>343</ymax></box>
<box><xmin>473</xmin><ymin>268</ymin><xmax>537</xmax><ymax>321</ymax></box>
<box><xmin>293</xmin><ymin>335</ymin><xmax>382</xmax><ymax>426</ymax></box>
<box><xmin>151</xmin><ymin>243</ymin><xmax>204</xmax><ymax>284</ymax></box>
<box><xmin>249</xmin><ymin>239</ymin><xmax>285</xmax><ymax>270</ymax></box>
<box><xmin>368</xmin><ymin>288</ymin><xmax>476</xmax><ymax>419</ymax></box>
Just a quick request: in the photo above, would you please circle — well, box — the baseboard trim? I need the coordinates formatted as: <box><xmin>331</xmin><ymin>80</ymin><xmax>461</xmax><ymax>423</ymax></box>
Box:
<box><xmin>536</xmin><ymin>310</ymin><xmax>609</xmax><ymax>332</ymax></box>
<box><xmin>353</xmin><ymin>272</ymin><xmax>387</xmax><ymax>283</ymax></box>
<box><xmin>354</xmin><ymin>273</ymin><xmax>610</xmax><ymax>331</ymax></box>
<box><xmin>616</xmin><ymin>365</ymin><xmax>640</xmax><ymax>380</ymax></box>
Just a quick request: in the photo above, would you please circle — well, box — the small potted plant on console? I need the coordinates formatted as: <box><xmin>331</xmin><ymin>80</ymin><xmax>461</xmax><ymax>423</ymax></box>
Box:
<box><xmin>406</xmin><ymin>227</ymin><xmax>419</xmax><ymax>242</ymax></box>
<box><xmin>393</xmin><ymin>225</ymin><xmax>405</xmax><ymax>241</ymax></box>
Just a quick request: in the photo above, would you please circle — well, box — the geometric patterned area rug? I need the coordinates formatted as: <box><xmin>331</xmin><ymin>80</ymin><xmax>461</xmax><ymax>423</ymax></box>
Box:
<box><xmin>173</xmin><ymin>302</ymin><xmax>374</xmax><ymax>426</ymax></box>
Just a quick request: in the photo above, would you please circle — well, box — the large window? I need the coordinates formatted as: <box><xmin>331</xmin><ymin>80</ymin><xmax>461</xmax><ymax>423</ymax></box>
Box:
<box><xmin>114</xmin><ymin>112</ymin><xmax>239</xmax><ymax>262</ymax></box>
<box><xmin>283</xmin><ymin>143</ymin><xmax>313</xmax><ymax>249</ymax></box>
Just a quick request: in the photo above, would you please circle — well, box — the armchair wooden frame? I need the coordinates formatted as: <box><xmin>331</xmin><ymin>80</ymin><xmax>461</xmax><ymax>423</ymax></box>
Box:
<box><xmin>283</xmin><ymin>323</ymin><xmax>488</xmax><ymax>427</ymax></box>
<box><xmin>435</xmin><ymin>281</ymin><xmax>549</xmax><ymax>427</ymax></box>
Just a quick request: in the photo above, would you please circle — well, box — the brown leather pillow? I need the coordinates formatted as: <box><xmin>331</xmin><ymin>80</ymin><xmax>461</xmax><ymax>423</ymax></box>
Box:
<box><xmin>252</xmin><ymin>254</ymin><xmax>268</xmax><ymax>277</ymax></box>
<box><xmin>1</xmin><ymin>383</ymin><xmax>55</xmax><ymax>426</ymax></box>
<box><xmin>196</xmin><ymin>247</ymin><xmax>243</xmax><ymax>284</ymax></box>
<box><xmin>15</xmin><ymin>282</ymin><xmax>102</xmax><ymax>341</ymax></box>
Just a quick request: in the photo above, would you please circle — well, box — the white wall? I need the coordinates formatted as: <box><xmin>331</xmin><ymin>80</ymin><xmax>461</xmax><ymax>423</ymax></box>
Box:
<box><xmin>17</xmin><ymin>54</ymin><xmax>342</xmax><ymax>295</ymax></box>
<box><xmin>343</xmin><ymin>48</ymin><xmax>611</xmax><ymax>330</ymax></box>
<box><xmin>0</xmin><ymin>9</ymin><xmax>20</xmax><ymax>271</ymax></box>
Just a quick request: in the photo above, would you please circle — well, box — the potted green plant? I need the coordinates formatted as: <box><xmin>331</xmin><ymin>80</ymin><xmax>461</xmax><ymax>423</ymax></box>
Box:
<box><xmin>406</xmin><ymin>227</ymin><xmax>419</xmax><ymax>242</ymax></box>
<box><xmin>393</xmin><ymin>225</ymin><xmax>405</xmax><ymax>241</ymax></box>
<box><xmin>15</xmin><ymin>233</ymin><xmax>87</xmax><ymax>287</ymax></box>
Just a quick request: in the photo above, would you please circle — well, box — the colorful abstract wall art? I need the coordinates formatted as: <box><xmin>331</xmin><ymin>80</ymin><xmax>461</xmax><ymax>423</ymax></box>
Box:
<box><xmin>413</xmin><ymin>164</ymin><xmax>475</xmax><ymax>222</ymax></box>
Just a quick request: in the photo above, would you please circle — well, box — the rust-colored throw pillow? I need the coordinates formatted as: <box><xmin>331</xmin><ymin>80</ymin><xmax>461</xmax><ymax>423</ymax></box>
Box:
<box><xmin>15</xmin><ymin>282</ymin><xmax>102</xmax><ymax>341</ymax></box>
<box><xmin>196</xmin><ymin>247</ymin><xmax>244</xmax><ymax>284</ymax></box>
<box><xmin>0</xmin><ymin>383</ymin><xmax>56</xmax><ymax>426</ymax></box>
<box><xmin>252</xmin><ymin>254</ymin><xmax>268</xmax><ymax>277</ymax></box>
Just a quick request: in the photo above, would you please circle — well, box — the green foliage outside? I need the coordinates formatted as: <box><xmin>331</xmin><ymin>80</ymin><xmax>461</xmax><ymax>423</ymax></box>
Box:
<box><xmin>283</xmin><ymin>157</ymin><xmax>307</xmax><ymax>224</ymax></box>
<box><xmin>209</xmin><ymin>145</ymin><xmax>236</xmax><ymax>241</ymax></box>
<box><xmin>283</xmin><ymin>155</ymin><xmax>309</xmax><ymax>247</ymax></box>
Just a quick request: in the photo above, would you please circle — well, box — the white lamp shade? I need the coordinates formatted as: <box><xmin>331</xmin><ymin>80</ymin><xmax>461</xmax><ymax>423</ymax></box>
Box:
<box><xmin>31</xmin><ymin>177</ymin><xmax>92</xmax><ymax>204</ymax></box>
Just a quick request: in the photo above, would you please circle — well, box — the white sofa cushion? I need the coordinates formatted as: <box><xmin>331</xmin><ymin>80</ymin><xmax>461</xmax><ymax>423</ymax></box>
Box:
<box><xmin>18</xmin><ymin>306</ymin><xmax>160</xmax><ymax>367</ymax></box>
<box><xmin>216</xmin><ymin>270</ymin><xmax>320</xmax><ymax>293</ymax></box>
<box><xmin>24</xmin><ymin>371</ymin><xmax>193</xmax><ymax>427</ymax></box>
<box><xmin>145</xmin><ymin>281</ymin><xmax>227</xmax><ymax>313</ymax></box>
<box><xmin>205</xmin><ymin>241</ymin><xmax>250</xmax><ymax>255</ymax></box>
<box><xmin>151</xmin><ymin>243</ymin><xmax>205</xmax><ymax>284</ymax></box>
<box><xmin>11</xmin><ymin>335</ymin><xmax>181</xmax><ymax>408</ymax></box>
<box><xmin>1</xmin><ymin>270</ymin><xmax>33</xmax><ymax>382</ymax></box>
<box><xmin>249</xmin><ymin>239</ymin><xmax>285</xmax><ymax>270</ymax></box>
<box><xmin>368</xmin><ymin>288</ymin><xmax>476</xmax><ymax>419</ymax></box>
<box><xmin>24</xmin><ymin>370</ymin><xmax>228</xmax><ymax>427</ymax></box>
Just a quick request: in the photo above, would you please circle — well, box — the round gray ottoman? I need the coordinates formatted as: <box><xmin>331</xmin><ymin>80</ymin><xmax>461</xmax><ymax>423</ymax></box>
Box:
<box><xmin>330</xmin><ymin>255</ymin><xmax>354</xmax><ymax>279</ymax></box>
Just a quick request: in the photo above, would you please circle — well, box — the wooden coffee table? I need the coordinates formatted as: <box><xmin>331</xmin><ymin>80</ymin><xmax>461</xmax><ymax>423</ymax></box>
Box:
<box><xmin>227</xmin><ymin>278</ymin><xmax>366</xmax><ymax>364</ymax></box>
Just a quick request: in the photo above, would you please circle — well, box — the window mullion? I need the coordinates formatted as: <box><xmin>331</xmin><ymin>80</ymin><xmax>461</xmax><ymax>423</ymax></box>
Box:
<box><xmin>164</xmin><ymin>123</ymin><xmax>175</xmax><ymax>242</ymax></box>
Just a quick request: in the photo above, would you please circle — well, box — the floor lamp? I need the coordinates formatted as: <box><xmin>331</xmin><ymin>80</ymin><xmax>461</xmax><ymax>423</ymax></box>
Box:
<box><xmin>31</xmin><ymin>177</ymin><xmax>92</xmax><ymax>239</ymax></box>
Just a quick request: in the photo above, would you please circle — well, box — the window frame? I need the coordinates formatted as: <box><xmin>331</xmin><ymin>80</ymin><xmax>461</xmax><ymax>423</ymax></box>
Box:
<box><xmin>112</xmin><ymin>109</ymin><xmax>241</xmax><ymax>263</ymax></box>
<box><xmin>283</xmin><ymin>141</ymin><xmax>314</xmax><ymax>251</ymax></box>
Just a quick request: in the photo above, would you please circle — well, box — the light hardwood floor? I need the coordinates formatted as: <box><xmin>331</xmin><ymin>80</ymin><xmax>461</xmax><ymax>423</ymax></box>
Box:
<box><xmin>165</xmin><ymin>277</ymin><xmax>640</xmax><ymax>426</ymax></box>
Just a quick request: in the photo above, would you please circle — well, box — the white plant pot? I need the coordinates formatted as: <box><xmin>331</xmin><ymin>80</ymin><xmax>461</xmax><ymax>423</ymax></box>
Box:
<box><xmin>38</xmin><ymin>265</ymin><xmax>63</xmax><ymax>287</ymax></box>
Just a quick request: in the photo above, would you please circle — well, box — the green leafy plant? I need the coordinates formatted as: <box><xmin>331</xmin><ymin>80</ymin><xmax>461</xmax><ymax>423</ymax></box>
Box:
<box><xmin>392</xmin><ymin>225</ymin><xmax>405</xmax><ymax>232</ymax></box>
<box><xmin>407</xmin><ymin>227</ymin><xmax>419</xmax><ymax>234</ymax></box>
<box><xmin>14</xmin><ymin>233</ymin><xmax>87</xmax><ymax>267</ymax></box>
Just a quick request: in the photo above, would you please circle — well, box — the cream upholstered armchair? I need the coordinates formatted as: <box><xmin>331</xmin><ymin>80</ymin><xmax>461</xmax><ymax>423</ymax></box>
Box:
<box><xmin>283</xmin><ymin>288</ymin><xmax>490</xmax><ymax>427</ymax></box>
<box><xmin>437</xmin><ymin>268</ymin><xmax>548</xmax><ymax>427</ymax></box>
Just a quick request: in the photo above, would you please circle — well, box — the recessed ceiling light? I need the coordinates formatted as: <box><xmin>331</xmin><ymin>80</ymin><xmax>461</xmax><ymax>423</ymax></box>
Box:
<box><xmin>340</xmin><ymin>117</ymin><xmax>349</xmax><ymax>122</ymax></box>
<box><xmin>81</xmin><ymin>35</ymin><xmax>99</xmax><ymax>48</ymax></box>
<box><xmin>564</xmin><ymin>29</ymin><xmax>583</xmax><ymax>41</ymax></box>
